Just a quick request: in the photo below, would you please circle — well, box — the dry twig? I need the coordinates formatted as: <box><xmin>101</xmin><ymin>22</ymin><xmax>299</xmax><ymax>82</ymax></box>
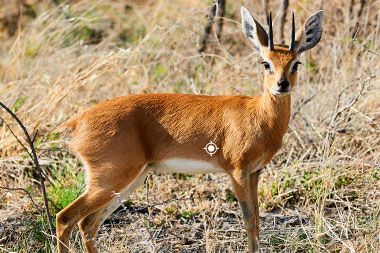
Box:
<box><xmin>0</xmin><ymin>186</ymin><xmax>40</xmax><ymax>211</ymax></box>
<box><xmin>0</xmin><ymin>101</ymin><xmax>55</xmax><ymax>237</ymax></box>
<box><xmin>352</xmin><ymin>29</ymin><xmax>379</xmax><ymax>56</ymax></box>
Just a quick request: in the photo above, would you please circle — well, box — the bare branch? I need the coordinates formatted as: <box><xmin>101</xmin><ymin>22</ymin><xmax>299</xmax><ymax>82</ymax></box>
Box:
<box><xmin>352</xmin><ymin>30</ymin><xmax>379</xmax><ymax>56</ymax></box>
<box><xmin>216</xmin><ymin>0</ymin><xmax>225</xmax><ymax>41</ymax></box>
<box><xmin>357</xmin><ymin>0</ymin><xmax>366</xmax><ymax>19</ymax></box>
<box><xmin>291</xmin><ymin>91</ymin><xmax>317</xmax><ymax>121</ymax></box>
<box><xmin>0</xmin><ymin>101</ymin><xmax>55</xmax><ymax>237</ymax></box>
<box><xmin>333</xmin><ymin>80</ymin><xmax>365</xmax><ymax>124</ymax></box>
<box><xmin>31</xmin><ymin>129</ymin><xmax>38</xmax><ymax>143</ymax></box>
<box><xmin>0</xmin><ymin>116</ymin><xmax>32</xmax><ymax>158</ymax></box>
<box><xmin>329</xmin><ymin>71</ymin><xmax>378</xmax><ymax>135</ymax></box>
<box><xmin>278</xmin><ymin>0</ymin><xmax>289</xmax><ymax>44</ymax></box>
<box><xmin>199</xmin><ymin>0</ymin><xmax>226</xmax><ymax>52</ymax></box>
<box><xmin>350</xmin><ymin>0</ymin><xmax>367</xmax><ymax>36</ymax></box>
<box><xmin>0</xmin><ymin>186</ymin><xmax>40</xmax><ymax>211</ymax></box>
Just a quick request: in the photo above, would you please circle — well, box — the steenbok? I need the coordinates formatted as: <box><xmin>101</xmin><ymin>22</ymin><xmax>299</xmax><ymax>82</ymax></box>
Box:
<box><xmin>56</xmin><ymin>7</ymin><xmax>323</xmax><ymax>253</ymax></box>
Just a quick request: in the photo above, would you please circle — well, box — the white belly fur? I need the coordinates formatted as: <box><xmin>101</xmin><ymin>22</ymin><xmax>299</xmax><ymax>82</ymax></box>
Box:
<box><xmin>152</xmin><ymin>159</ymin><xmax>224</xmax><ymax>174</ymax></box>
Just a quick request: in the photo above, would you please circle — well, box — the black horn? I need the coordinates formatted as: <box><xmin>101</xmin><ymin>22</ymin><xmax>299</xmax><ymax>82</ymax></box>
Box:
<box><xmin>268</xmin><ymin>12</ymin><xmax>274</xmax><ymax>51</ymax></box>
<box><xmin>289</xmin><ymin>12</ymin><xmax>295</xmax><ymax>52</ymax></box>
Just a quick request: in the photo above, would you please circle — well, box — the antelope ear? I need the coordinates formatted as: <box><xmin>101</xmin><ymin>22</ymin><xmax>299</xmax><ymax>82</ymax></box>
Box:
<box><xmin>241</xmin><ymin>7</ymin><xmax>268</xmax><ymax>55</ymax></box>
<box><xmin>295</xmin><ymin>10</ymin><xmax>324</xmax><ymax>54</ymax></box>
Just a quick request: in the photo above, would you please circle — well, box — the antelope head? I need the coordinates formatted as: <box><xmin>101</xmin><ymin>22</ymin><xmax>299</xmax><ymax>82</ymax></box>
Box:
<box><xmin>241</xmin><ymin>7</ymin><xmax>324</xmax><ymax>97</ymax></box>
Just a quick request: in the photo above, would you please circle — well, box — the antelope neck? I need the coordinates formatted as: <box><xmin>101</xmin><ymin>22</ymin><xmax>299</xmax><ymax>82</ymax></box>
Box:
<box><xmin>257</xmin><ymin>88</ymin><xmax>291</xmax><ymax>133</ymax></box>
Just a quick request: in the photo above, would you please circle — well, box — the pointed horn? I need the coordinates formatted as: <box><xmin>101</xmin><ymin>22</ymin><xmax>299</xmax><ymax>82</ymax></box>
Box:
<box><xmin>289</xmin><ymin>11</ymin><xmax>295</xmax><ymax>52</ymax></box>
<box><xmin>268</xmin><ymin>12</ymin><xmax>274</xmax><ymax>51</ymax></box>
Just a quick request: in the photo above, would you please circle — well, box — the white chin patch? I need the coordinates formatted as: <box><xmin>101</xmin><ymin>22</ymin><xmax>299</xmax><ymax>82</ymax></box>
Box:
<box><xmin>270</xmin><ymin>88</ymin><xmax>291</xmax><ymax>97</ymax></box>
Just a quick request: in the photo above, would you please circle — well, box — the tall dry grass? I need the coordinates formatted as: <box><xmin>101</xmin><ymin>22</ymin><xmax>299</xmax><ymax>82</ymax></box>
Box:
<box><xmin>0</xmin><ymin>0</ymin><xmax>379</xmax><ymax>252</ymax></box>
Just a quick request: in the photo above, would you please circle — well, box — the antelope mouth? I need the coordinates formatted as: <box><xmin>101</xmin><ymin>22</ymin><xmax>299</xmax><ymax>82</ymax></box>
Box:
<box><xmin>270</xmin><ymin>88</ymin><xmax>291</xmax><ymax>97</ymax></box>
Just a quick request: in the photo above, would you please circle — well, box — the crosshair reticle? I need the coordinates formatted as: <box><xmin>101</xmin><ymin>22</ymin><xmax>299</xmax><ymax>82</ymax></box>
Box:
<box><xmin>204</xmin><ymin>141</ymin><xmax>219</xmax><ymax>156</ymax></box>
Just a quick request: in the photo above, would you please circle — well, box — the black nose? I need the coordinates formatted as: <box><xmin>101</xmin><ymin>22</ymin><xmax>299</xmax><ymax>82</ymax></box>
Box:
<box><xmin>277</xmin><ymin>80</ymin><xmax>289</xmax><ymax>90</ymax></box>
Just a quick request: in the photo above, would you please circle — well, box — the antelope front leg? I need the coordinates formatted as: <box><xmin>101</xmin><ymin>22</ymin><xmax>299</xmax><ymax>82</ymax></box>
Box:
<box><xmin>230</xmin><ymin>170</ymin><xmax>261</xmax><ymax>252</ymax></box>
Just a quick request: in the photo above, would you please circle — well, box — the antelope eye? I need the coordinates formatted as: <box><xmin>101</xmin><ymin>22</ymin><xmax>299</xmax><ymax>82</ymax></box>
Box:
<box><xmin>291</xmin><ymin>61</ymin><xmax>301</xmax><ymax>73</ymax></box>
<box><xmin>261</xmin><ymin>61</ymin><xmax>271</xmax><ymax>71</ymax></box>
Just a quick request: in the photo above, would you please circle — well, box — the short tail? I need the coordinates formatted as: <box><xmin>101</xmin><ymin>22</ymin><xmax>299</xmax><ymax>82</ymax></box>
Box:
<box><xmin>58</xmin><ymin>118</ymin><xmax>78</xmax><ymax>135</ymax></box>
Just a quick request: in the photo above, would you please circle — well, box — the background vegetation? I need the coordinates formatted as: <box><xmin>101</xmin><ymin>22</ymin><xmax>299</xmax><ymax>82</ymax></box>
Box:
<box><xmin>0</xmin><ymin>0</ymin><xmax>379</xmax><ymax>252</ymax></box>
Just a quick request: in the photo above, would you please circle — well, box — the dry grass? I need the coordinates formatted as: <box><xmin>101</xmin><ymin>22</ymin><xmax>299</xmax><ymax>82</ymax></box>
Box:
<box><xmin>1</xmin><ymin>0</ymin><xmax>380</xmax><ymax>252</ymax></box>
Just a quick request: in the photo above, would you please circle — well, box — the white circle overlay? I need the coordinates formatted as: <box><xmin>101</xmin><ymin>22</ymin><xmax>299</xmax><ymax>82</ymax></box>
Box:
<box><xmin>203</xmin><ymin>141</ymin><xmax>219</xmax><ymax>156</ymax></box>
